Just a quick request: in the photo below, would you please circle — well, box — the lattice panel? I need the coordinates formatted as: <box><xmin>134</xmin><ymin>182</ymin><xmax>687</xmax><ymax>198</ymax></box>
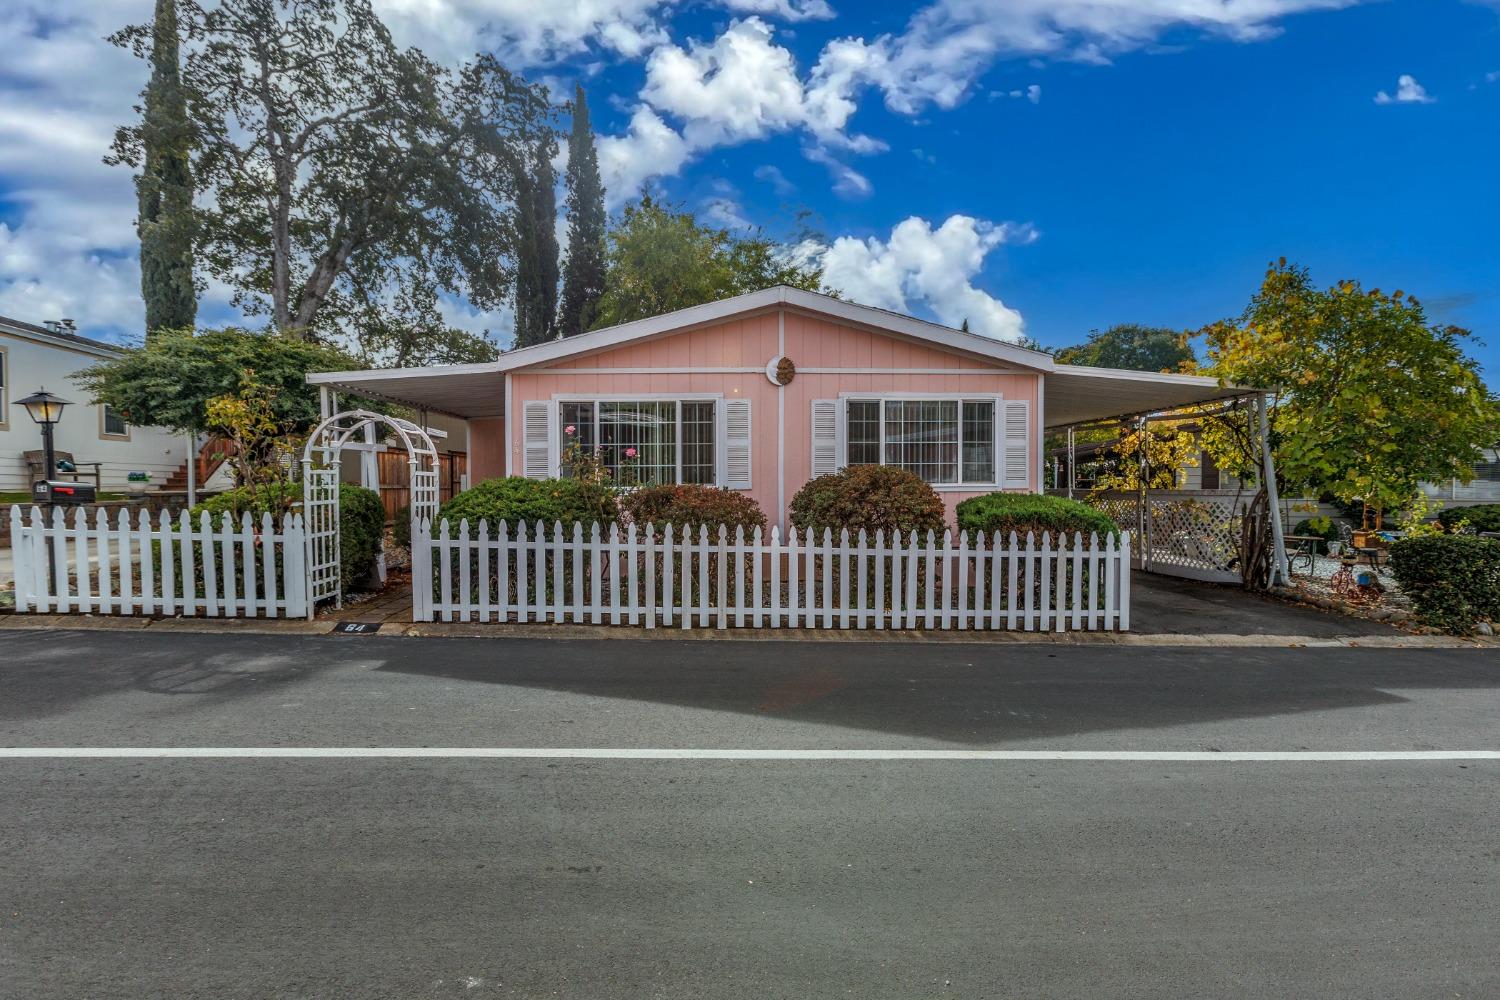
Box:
<box><xmin>1083</xmin><ymin>490</ymin><xmax>1247</xmax><ymax>584</ymax></box>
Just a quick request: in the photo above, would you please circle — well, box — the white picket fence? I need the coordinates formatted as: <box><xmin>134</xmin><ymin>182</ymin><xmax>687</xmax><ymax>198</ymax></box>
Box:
<box><xmin>9</xmin><ymin>505</ymin><xmax>310</xmax><ymax>618</ymax></box>
<box><xmin>412</xmin><ymin>520</ymin><xmax>1131</xmax><ymax>631</ymax></box>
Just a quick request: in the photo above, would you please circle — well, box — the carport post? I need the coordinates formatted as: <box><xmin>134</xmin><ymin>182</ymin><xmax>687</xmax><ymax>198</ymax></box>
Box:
<box><xmin>1137</xmin><ymin>415</ymin><xmax>1150</xmax><ymax>571</ymax></box>
<box><xmin>1066</xmin><ymin>426</ymin><xmax>1075</xmax><ymax>499</ymax></box>
<box><xmin>1257</xmin><ymin>393</ymin><xmax>1290</xmax><ymax>586</ymax></box>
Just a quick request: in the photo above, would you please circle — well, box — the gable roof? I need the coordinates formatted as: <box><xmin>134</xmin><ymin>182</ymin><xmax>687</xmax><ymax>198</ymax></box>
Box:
<box><xmin>309</xmin><ymin>285</ymin><xmax>1055</xmax><ymax>399</ymax></box>
<box><xmin>0</xmin><ymin>314</ymin><xmax>127</xmax><ymax>359</ymax></box>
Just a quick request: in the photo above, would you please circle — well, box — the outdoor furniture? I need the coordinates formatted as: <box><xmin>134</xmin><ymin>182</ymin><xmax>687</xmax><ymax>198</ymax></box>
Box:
<box><xmin>23</xmin><ymin>450</ymin><xmax>102</xmax><ymax>490</ymax></box>
<box><xmin>1283</xmin><ymin>533</ymin><xmax>1323</xmax><ymax>576</ymax></box>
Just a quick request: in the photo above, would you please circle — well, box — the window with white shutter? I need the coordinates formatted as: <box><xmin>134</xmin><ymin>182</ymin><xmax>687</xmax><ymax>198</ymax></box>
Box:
<box><xmin>720</xmin><ymin>399</ymin><xmax>752</xmax><ymax>489</ymax></box>
<box><xmin>1001</xmin><ymin>399</ymin><xmax>1030</xmax><ymax>489</ymax></box>
<box><xmin>811</xmin><ymin>399</ymin><xmax>841</xmax><ymax>478</ymax></box>
<box><xmin>523</xmin><ymin>400</ymin><xmax>552</xmax><ymax>479</ymax></box>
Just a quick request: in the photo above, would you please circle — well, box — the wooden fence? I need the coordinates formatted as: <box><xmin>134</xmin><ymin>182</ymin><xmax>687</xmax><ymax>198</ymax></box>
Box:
<box><xmin>9</xmin><ymin>505</ymin><xmax>310</xmax><ymax>618</ymax></box>
<box><xmin>412</xmin><ymin>520</ymin><xmax>1130</xmax><ymax>631</ymax></box>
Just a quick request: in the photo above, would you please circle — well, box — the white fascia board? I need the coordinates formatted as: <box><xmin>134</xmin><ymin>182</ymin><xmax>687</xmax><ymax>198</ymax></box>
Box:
<box><xmin>1050</xmin><ymin>363</ymin><xmax>1261</xmax><ymax>392</ymax></box>
<box><xmin>0</xmin><ymin>324</ymin><xmax>123</xmax><ymax>360</ymax></box>
<box><xmin>306</xmin><ymin>360</ymin><xmax>507</xmax><ymax>385</ymax></box>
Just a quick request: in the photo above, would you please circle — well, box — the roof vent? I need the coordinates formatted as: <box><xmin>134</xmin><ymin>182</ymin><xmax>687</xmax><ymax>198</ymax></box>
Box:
<box><xmin>58</xmin><ymin>318</ymin><xmax>77</xmax><ymax>333</ymax></box>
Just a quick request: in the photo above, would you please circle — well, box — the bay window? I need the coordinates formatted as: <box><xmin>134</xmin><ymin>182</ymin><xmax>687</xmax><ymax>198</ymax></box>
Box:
<box><xmin>844</xmin><ymin>396</ymin><xmax>1000</xmax><ymax>487</ymax></box>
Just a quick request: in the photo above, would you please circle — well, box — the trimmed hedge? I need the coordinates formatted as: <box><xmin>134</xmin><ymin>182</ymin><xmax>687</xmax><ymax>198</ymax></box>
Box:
<box><xmin>956</xmin><ymin>492</ymin><xmax>1120</xmax><ymax>542</ymax></box>
<box><xmin>620</xmin><ymin>484</ymin><xmax>767</xmax><ymax>538</ymax></box>
<box><xmin>187</xmin><ymin>481</ymin><xmax>385</xmax><ymax>592</ymax></box>
<box><xmin>435</xmin><ymin>476</ymin><xmax>618</xmax><ymax>535</ymax></box>
<box><xmin>1436</xmin><ymin>503</ymin><xmax>1500</xmax><ymax>534</ymax></box>
<box><xmin>1388</xmin><ymin>535</ymin><xmax>1500</xmax><ymax>634</ymax></box>
<box><xmin>789</xmin><ymin>466</ymin><xmax>946</xmax><ymax>537</ymax></box>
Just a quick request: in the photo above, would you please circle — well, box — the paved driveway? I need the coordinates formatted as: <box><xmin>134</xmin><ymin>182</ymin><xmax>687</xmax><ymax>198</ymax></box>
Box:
<box><xmin>1128</xmin><ymin>570</ymin><xmax>1399</xmax><ymax>637</ymax></box>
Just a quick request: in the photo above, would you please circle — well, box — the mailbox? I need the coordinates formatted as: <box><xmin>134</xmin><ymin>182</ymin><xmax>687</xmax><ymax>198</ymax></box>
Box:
<box><xmin>33</xmin><ymin>480</ymin><xmax>97</xmax><ymax>504</ymax></box>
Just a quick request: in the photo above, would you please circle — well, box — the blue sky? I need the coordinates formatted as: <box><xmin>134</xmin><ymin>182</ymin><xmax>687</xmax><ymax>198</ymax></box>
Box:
<box><xmin>2</xmin><ymin>0</ymin><xmax>1496</xmax><ymax>378</ymax></box>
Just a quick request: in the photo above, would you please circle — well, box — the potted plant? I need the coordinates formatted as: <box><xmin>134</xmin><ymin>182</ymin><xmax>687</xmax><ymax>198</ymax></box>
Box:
<box><xmin>124</xmin><ymin>470</ymin><xmax>152</xmax><ymax>496</ymax></box>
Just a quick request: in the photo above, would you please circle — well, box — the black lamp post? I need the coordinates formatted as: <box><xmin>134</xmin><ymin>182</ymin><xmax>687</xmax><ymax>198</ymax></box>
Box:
<box><xmin>17</xmin><ymin>388</ymin><xmax>71</xmax><ymax>597</ymax></box>
<box><xmin>18</xmin><ymin>388</ymin><xmax>71</xmax><ymax>482</ymax></box>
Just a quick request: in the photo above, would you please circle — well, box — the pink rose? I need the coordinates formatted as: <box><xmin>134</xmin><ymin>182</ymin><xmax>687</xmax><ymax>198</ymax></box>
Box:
<box><xmin>564</xmin><ymin>424</ymin><xmax>576</xmax><ymax>435</ymax></box>
<box><xmin>625</xmin><ymin>447</ymin><xmax>637</xmax><ymax>458</ymax></box>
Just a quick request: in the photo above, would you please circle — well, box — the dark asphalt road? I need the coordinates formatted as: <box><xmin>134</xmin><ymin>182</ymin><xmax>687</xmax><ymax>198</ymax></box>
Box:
<box><xmin>2</xmin><ymin>631</ymin><xmax>1497</xmax><ymax>998</ymax></box>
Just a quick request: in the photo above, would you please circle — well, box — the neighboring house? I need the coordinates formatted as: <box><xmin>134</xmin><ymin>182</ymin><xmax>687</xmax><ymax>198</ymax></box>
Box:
<box><xmin>307</xmin><ymin>286</ymin><xmax>1252</xmax><ymax>528</ymax></box>
<box><xmin>0</xmin><ymin>315</ymin><xmax>182</xmax><ymax>493</ymax></box>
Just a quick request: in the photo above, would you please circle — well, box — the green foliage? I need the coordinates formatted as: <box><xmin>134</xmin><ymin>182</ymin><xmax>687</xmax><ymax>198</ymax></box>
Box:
<box><xmin>436</xmin><ymin>477</ymin><xmax>619</xmax><ymax>534</ymax></box>
<box><xmin>119</xmin><ymin>0</ymin><xmax>196</xmax><ymax>339</ymax></box>
<box><xmin>1388</xmin><ymin>535</ymin><xmax>1500</xmax><ymax>633</ymax></box>
<box><xmin>109</xmin><ymin>0</ymin><xmax>551</xmax><ymax>355</ymax></box>
<box><xmin>392</xmin><ymin>504</ymin><xmax>412</xmax><ymax>549</ymax></box>
<box><xmin>1203</xmin><ymin>260</ymin><xmax>1500</xmax><ymax>517</ymax></box>
<box><xmin>558</xmin><ymin>85</ymin><xmax>607</xmax><ymax>338</ymax></box>
<box><xmin>1293</xmin><ymin>516</ymin><xmax>1341</xmax><ymax>554</ymax></box>
<box><xmin>1437</xmin><ymin>504</ymin><xmax>1500</xmax><ymax>534</ymax></box>
<box><xmin>1056</xmin><ymin>324</ymin><xmax>1196</xmax><ymax>373</ymax></box>
<box><xmin>789</xmin><ymin>466</ymin><xmax>947</xmax><ymax>538</ymax></box>
<box><xmin>512</xmin><ymin>129</ymin><xmax>561</xmax><ymax>348</ymax></box>
<box><xmin>620</xmin><ymin>485</ymin><xmax>767</xmax><ymax>538</ymax></box>
<box><xmin>72</xmin><ymin>327</ymin><xmax>370</xmax><ymax>434</ymax></box>
<box><xmin>592</xmin><ymin>193</ymin><xmax>826</xmax><ymax>328</ymax></box>
<box><xmin>189</xmin><ymin>482</ymin><xmax>384</xmax><ymax>592</ymax></box>
<box><xmin>957</xmin><ymin>493</ymin><xmax>1121</xmax><ymax>542</ymax></box>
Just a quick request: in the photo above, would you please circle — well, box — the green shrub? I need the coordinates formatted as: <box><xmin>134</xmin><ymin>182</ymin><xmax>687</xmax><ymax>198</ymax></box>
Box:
<box><xmin>957</xmin><ymin>492</ymin><xmax>1120</xmax><ymax>543</ymax></box>
<box><xmin>1293</xmin><ymin>516</ymin><xmax>1341</xmax><ymax>554</ymax></box>
<box><xmin>392</xmin><ymin>504</ymin><xmax>412</xmax><ymax>549</ymax></box>
<box><xmin>789</xmin><ymin>466</ymin><xmax>946</xmax><ymax>538</ymax></box>
<box><xmin>1388</xmin><ymin>535</ymin><xmax>1500</xmax><ymax>633</ymax></box>
<box><xmin>620</xmin><ymin>484</ymin><xmax>767</xmax><ymax>539</ymax></box>
<box><xmin>435</xmin><ymin>476</ymin><xmax>618</xmax><ymax>536</ymax></box>
<box><xmin>1436</xmin><ymin>504</ymin><xmax>1500</xmax><ymax>534</ymax></box>
<box><xmin>188</xmin><ymin>481</ymin><xmax>384</xmax><ymax>592</ymax></box>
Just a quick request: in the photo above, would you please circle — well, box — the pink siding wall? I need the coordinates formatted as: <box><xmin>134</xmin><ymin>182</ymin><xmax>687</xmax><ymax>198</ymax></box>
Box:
<box><xmin>476</xmin><ymin>309</ymin><xmax>1043</xmax><ymax>528</ymax></box>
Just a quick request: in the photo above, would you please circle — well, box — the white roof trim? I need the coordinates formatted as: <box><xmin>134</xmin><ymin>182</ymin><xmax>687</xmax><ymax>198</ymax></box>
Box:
<box><xmin>1049</xmin><ymin>363</ymin><xmax>1242</xmax><ymax>390</ymax></box>
<box><xmin>0</xmin><ymin>321</ymin><xmax>123</xmax><ymax>360</ymax></box>
<box><xmin>307</xmin><ymin>285</ymin><xmax>1056</xmax><ymax>387</ymax></box>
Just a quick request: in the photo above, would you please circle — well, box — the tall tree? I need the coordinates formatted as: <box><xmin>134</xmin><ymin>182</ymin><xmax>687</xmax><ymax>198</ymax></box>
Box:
<box><xmin>511</xmin><ymin>134</ymin><xmax>560</xmax><ymax>348</ymax></box>
<box><xmin>1202</xmin><ymin>259</ymin><xmax>1500</xmax><ymax>519</ymax></box>
<box><xmin>115</xmin><ymin>0</ymin><xmax>197</xmax><ymax>339</ymax></box>
<box><xmin>593</xmin><ymin>194</ymin><xmax>825</xmax><ymax>328</ymax></box>
<box><xmin>557</xmin><ymin>85</ymin><xmax>607</xmax><ymax>337</ymax></box>
<box><xmin>109</xmin><ymin>0</ymin><xmax>551</xmax><ymax>351</ymax></box>
<box><xmin>1056</xmin><ymin>323</ymin><xmax>1196</xmax><ymax>372</ymax></box>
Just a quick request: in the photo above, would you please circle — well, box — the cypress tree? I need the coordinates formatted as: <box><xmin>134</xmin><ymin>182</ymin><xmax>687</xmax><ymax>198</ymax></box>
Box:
<box><xmin>512</xmin><ymin>137</ymin><xmax>559</xmax><ymax>348</ymax></box>
<box><xmin>137</xmin><ymin>0</ymin><xmax>196</xmax><ymax>339</ymax></box>
<box><xmin>557</xmin><ymin>85</ymin><xmax>607</xmax><ymax>336</ymax></box>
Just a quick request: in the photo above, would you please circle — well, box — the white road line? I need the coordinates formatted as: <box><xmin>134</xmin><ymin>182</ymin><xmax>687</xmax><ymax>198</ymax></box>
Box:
<box><xmin>0</xmin><ymin>748</ymin><xmax>1496</xmax><ymax>761</ymax></box>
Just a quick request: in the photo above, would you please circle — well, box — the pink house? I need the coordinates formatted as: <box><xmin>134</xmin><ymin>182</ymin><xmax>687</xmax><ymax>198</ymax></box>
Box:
<box><xmin>309</xmin><ymin>286</ymin><xmax>1247</xmax><ymax>527</ymax></box>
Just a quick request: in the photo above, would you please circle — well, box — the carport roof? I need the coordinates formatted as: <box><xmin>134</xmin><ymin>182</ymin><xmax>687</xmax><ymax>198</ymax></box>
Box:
<box><xmin>1044</xmin><ymin>365</ymin><xmax>1259</xmax><ymax>429</ymax></box>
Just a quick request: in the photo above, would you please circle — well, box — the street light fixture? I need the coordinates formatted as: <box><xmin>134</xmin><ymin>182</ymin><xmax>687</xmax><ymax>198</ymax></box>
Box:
<box><xmin>17</xmin><ymin>388</ymin><xmax>71</xmax><ymax>483</ymax></box>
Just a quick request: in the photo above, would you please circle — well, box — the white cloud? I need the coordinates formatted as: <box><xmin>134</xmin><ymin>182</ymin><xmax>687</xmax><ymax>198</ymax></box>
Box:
<box><xmin>371</xmin><ymin>0</ymin><xmax>673</xmax><ymax>66</ymax></box>
<box><xmin>753</xmin><ymin>164</ymin><xmax>796</xmax><ymax>195</ymax></box>
<box><xmin>810</xmin><ymin>0</ymin><xmax>1359</xmax><ymax>116</ymax></box>
<box><xmin>596</xmin><ymin>106</ymin><xmax>693</xmax><ymax>203</ymax></box>
<box><xmin>1374</xmin><ymin>73</ymin><xmax>1435</xmax><ymax>104</ymax></box>
<box><xmin>814</xmin><ymin>215</ymin><xmax>1034</xmax><ymax>341</ymax></box>
<box><xmin>719</xmin><ymin>0</ymin><xmax>835</xmax><ymax>21</ymax></box>
<box><xmin>803</xmin><ymin>145</ymin><xmax>872</xmax><ymax>199</ymax></box>
<box><xmin>989</xmin><ymin>83</ymin><xmax>1042</xmax><ymax>103</ymax></box>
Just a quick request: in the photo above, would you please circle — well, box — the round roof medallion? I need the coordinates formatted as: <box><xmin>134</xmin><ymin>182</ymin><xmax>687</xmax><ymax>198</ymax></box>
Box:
<box><xmin>765</xmin><ymin>354</ymin><xmax>796</xmax><ymax>386</ymax></box>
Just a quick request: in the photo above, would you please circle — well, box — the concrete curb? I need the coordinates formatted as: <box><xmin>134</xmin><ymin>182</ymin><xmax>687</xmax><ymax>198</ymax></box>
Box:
<box><xmin>1</xmin><ymin>614</ymin><xmax>1493</xmax><ymax>649</ymax></box>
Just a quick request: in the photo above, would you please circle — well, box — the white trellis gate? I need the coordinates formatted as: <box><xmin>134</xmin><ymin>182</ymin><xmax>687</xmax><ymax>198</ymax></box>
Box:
<box><xmin>301</xmin><ymin>409</ymin><xmax>439</xmax><ymax>617</ymax></box>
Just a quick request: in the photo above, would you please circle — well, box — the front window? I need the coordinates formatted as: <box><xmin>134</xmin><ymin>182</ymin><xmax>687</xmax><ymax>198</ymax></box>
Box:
<box><xmin>102</xmin><ymin>404</ymin><xmax>129</xmax><ymax>437</ymax></box>
<box><xmin>845</xmin><ymin>397</ymin><xmax>998</xmax><ymax>487</ymax></box>
<box><xmin>560</xmin><ymin>399</ymin><xmax>716</xmax><ymax>486</ymax></box>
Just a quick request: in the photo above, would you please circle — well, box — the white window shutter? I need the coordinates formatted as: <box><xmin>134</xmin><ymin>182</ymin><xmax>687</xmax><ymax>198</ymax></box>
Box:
<box><xmin>1002</xmin><ymin>399</ymin><xmax>1030</xmax><ymax>489</ymax></box>
<box><xmin>720</xmin><ymin>399</ymin><xmax>753</xmax><ymax>490</ymax></box>
<box><xmin>811</xmin><ymin>399</ymin><xmax>841</xmax><ymax>478</ymax></box>
<box><xmin>523</xmin><ymin>401</ymin><xmax>553</xmax><ymax>480</ymax></box>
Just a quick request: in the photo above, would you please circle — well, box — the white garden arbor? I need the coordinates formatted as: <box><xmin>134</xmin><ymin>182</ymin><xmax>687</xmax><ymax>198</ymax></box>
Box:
<box><xmin>300</xmin><ymin>408</ymin><xmax>440</xmax><ymax>616</ymax></box>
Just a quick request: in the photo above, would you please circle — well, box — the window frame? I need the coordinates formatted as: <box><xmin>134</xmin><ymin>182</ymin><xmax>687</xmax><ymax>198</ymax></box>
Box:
<box><xmin>0</xmin><ymin>344</ymin><xmax>8</xmax><ymax>431</ymax></box>
<box><xmin>838</xmin><ymin>391</ymin><xmax>1004</xmax><ymax>490</ymax></box>
<box><xmin>552</xmin><ymin>393</ymin><xmax>723</xmax><ymax>487</ymax></box>
<box><xmin>99</xmin><ymin>402</ymin><xmax>131</xmax><ymax>441</ymax></box>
